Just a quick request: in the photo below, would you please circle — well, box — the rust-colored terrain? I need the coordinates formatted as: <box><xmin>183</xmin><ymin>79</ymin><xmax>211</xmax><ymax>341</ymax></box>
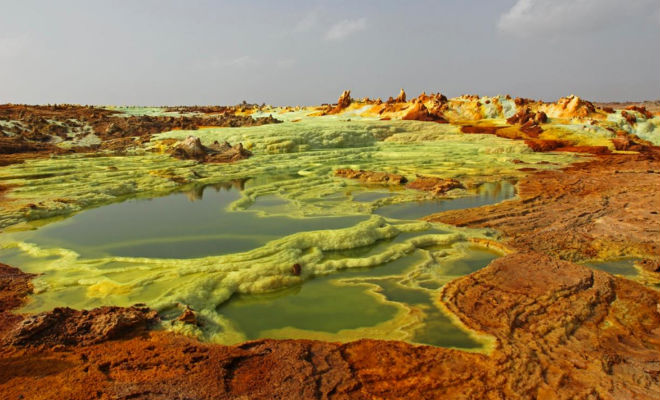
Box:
<box><xmin>428</xmin><ymin>151</ymin><xmax>660</xmax><ymax>263</ymax></box>
<box><xmin>1</xmin><ymin>98</ymin><xmax>659</xmax><ymax>399</ymax></box>
<box><xmin>0</xmin><ymin>104</ymin><xmax>279</xmax><ymax>166</ymax></box>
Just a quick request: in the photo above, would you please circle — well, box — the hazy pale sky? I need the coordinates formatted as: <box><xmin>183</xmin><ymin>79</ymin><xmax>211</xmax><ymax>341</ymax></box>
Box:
<box><xmin>1</xmin><ymin>0</ymin><xmax>659</xmax><ymax>105</ymax></box>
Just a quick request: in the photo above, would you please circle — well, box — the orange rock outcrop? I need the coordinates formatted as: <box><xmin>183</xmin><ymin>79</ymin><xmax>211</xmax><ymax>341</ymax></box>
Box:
<box><xmin>334</xmin><ymin>168</ymin><xmax>407</xmax><ymax>185</ymax></box>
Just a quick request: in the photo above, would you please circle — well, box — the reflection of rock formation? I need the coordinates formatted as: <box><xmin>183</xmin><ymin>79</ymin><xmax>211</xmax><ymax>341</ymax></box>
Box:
<box><xmin>184</xmin><ymin>186</ymin><xmax>206</xmax><ymax>201</ymax></box>
<box><xmin>183</xmin><ymin>179</ymin><xmax>249</xmax><ymax>201</ymax></box>
<box><xmin>475</xmin><ymin>181</ymin><xmax>506</xmax><ymax>199</ymax></box>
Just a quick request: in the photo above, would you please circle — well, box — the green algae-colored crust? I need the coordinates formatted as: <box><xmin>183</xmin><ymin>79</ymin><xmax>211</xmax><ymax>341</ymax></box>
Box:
<box><xmin>2</xmin><ymin>215</ymin><xmax>496</xmax><ymax>346</ymax></box>
<box><xmin>0</xmin><ymin>119</ymin><xmax>578</xmax><ymax>228</ymax></box>
<box><xmin>0</xmin><ymin>116</ymin><xmax>582</xmax><ymax>348</ymax></box>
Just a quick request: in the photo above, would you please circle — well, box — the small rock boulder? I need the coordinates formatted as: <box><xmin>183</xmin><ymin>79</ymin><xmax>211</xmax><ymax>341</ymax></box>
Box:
<box><xmin>176</xmin><ymin>305</ymin><xmax>200</xmax><ymax>326</ymax></box>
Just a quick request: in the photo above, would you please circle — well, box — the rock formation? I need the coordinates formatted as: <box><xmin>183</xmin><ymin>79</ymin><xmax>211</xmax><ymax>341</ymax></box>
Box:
<box><xmin>176</xmin><ymin>305</ymin><xmax>199</xmax><ymax>326</ymax></box>
<box><xmin>405</xmin><ymin>176</ymin><xmax>463</xmax><ymax>195</ymax></box>
<box><xmin>334</xmin><ymin>168</ymin><xmax>408</xmax><ymax>185</ymax></box>
<box><xmin>337</xmin><ymin>90</ymin><xmax>352</xmax><ymax>109</ymax></box>
<box><xmin>542</xmin><ymin>95</ymin><xmax>597</xmax><ymax>119</ymax></box>
<box><xmin>326</xmin><ymin>90</ymin><xmax>353</xmax><ymax>114</ymax></box>
<box><xmin>401</xmin><ymin>102</ymin><xmax>448</xmax><ymax>123</ymax></box>
<box><xmin>171</xmin><ymin>136</ymin><xmax>252</xmax><ymax>163</ymax></box>
<box><xmin>625</xmin><ymin>105</ymin><xmax>653</xmax><ymax>119</ymax></box>
<box><xmin>395</xmin><ymin>88</ymin><xmax>407</xmax><ymax>103</ymax></box>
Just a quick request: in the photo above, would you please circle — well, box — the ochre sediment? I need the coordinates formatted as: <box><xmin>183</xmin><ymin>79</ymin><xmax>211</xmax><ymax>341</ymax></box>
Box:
<box><xmin>428</xmin><ymin>150</ymin><xmax>660</xmax><ymax>262</ymax></box>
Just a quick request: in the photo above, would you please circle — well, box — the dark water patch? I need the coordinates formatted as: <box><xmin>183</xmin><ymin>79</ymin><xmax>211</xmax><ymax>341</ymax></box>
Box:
<box><xmin>216</xmin><ymin>246</ymin><xmax>499</xmax><ymax>348</ymax></box>
<box><xmin>584</xmin><ymin>258</ymin><xmax>659</xmax><ymax>289</ymax></box>
<box><xmin>10</xmin><ymin>184</ymin><xmax>367</xmax><ymax>259</ymax></box>
<box><xmin>353</xmin><ymin>192</ymin><xmax>393</xmax><ymax>202</ymax></box>
<box><xmin>216</xmin><ymin>253</ymin><xmax>425</xmax><ymax>338</ymax></box>
<box><xmin>584</xmin><ymin>258</ymin><xmax>640</xmax><ymax>276</ymax></box>
<box><xmin>374</xmin><ymin>181</ymin><xmax>516</xmax><ymax>220</ymax></box>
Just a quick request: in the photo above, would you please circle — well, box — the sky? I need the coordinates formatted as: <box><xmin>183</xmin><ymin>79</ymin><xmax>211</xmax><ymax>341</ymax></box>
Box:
<box><xmin>1</xmin><ymin>0</ymin><xmax>659</xmax><ymax>105</ymax></box>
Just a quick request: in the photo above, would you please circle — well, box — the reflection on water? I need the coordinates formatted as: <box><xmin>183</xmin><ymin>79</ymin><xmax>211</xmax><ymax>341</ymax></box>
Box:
<box><xmin>352</xmin><ymin>191</ymin><xmax>393</xmax><ymax>203</ymax></box>
<box><xmin>183</xmin><ymin>179</ymin><xmax>248</xmax><ymax>201</ymax></box>
<box><xmin>375</xmin><ymin>181</ymin><xmax>516</xmax><ymax>220</ymax></box>
<box><xmin>584</xmin><ymin>258</ymin><xmax>659</xmax><ymax>289</ymax></box>
<box><xmin>5</xmin><ymin>183</ymin><xmax>367</xmax><ymax>259</ymax></box>
<box><xmin>0</xmin><ymin>178</ymin><xmax>512</xmax><ymax>348</ymax></box>
<box><xmin>218</xmin><ymin>246</ymin><xmax>499</xmax><ymax>348</ymax></box>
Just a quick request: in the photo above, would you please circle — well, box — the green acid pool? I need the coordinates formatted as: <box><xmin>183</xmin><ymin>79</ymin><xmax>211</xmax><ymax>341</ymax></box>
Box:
<box><xmin>584</xmin><ymin>258</ymin><xmax>660</xmax><ymax>289</ymax></box>
<box><xmin>0</xmin><ymin>180</ymin><xmax>511</xmax><ymax>349</ymax></box>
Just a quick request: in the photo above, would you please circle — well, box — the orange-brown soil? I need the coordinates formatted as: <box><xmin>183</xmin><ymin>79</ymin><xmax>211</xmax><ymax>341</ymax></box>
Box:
<box><xmin>459</xmin><ymin>122</ymin><xmax>646</xmax><ymax>155</ymax></box>
<box><xmin>428</xmin><ymin>150</ymin><xmax>660</xmax><ymax>262</ymax></box>
<box><xmin>0</xmin><ymin>264</ymin><xmax>34</xmax><ymax>340</ymax></box>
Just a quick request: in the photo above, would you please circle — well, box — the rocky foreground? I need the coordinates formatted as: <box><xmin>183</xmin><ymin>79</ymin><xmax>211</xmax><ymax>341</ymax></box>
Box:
<box><xmin>0</xmin><ymin>149</ymin><xmax>658</xmax><ymax>399</ymax></box>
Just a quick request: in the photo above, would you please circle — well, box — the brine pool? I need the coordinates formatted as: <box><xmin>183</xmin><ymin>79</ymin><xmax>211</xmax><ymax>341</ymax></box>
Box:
<box><xmin>0</xmin><ymin>179</ymin><xmax>516</xmax><ymax>349</ymax></box>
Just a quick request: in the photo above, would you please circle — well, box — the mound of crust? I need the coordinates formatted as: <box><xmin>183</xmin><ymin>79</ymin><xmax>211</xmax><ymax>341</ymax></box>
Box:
<box><xmin>335</xmin><ymin>168</ymin><xmax>407</xmax><ymax>185</ymax></box>
<box><xmin>406</xmin><ymin>175</ymin><xmax>463</xmax><ymax>195</ymax></box>
<box><xmin>171</xmin><ymin>136</ymin><xmax>252</xmax><ymax>163</ymax></box>
<box><xmin>542</xmin><ymin>95</ymin><xmax>597</xmax><ymax>119</ymax></box>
